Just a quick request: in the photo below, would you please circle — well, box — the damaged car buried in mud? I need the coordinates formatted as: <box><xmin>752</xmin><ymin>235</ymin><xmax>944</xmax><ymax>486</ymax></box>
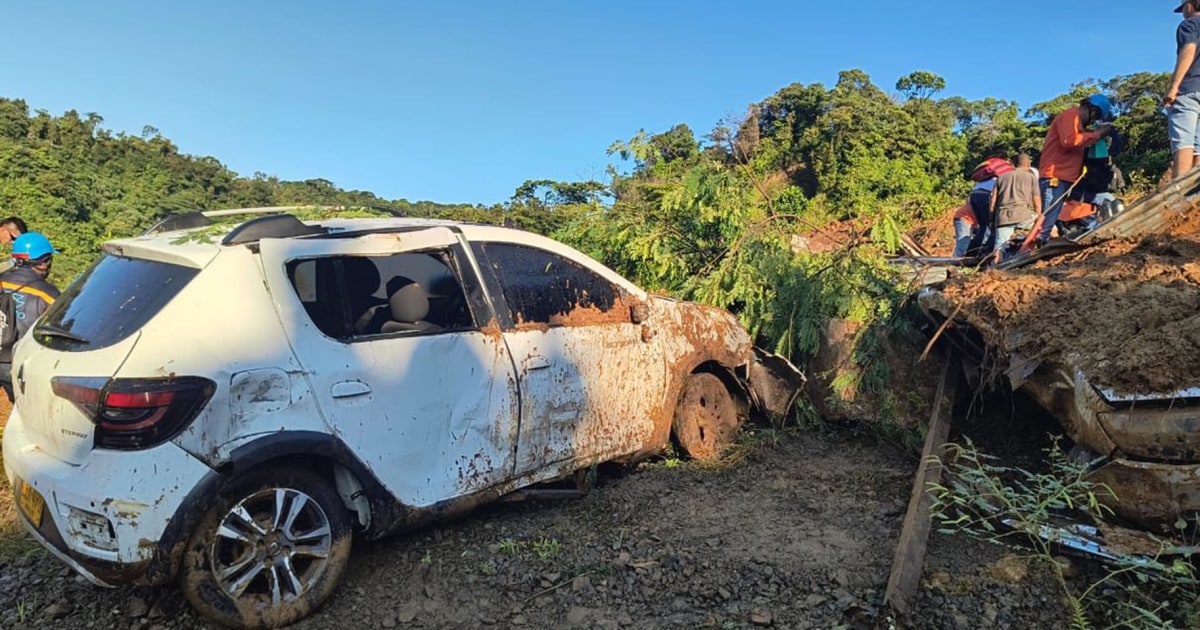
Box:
<box><xmin>1</xmin><ymin>210</ymin><xmax>804</xmax><ymax>629</ymax></box>
<box><xmin>918</xmin><ymin>285</ymin><xmax>1200</xmax><ymax>536</ymax></box>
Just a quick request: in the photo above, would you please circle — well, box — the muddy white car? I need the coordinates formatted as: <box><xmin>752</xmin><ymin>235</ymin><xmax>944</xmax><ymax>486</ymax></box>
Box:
<box><xmin>2</xmin><ymin>210</ymin><xmax>802</xmax><ymax>628</ymax></box>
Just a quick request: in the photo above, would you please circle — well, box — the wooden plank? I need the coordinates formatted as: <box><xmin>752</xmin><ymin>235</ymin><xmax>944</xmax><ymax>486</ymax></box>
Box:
<box><xmin>899</xmin><ymin>234</ymin><xmax>931</xmax><ymax>258</ymax></box>
<box><xmin>883</xmin><ymin>350</ymin><xmax>959</xmax><ymax>619</ymax></box>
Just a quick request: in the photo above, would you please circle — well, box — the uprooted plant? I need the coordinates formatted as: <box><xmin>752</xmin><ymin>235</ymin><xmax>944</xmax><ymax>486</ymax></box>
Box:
<box><xmin>930</xmin><ymin>439</ymin><xmax>1200</xmax><ymax>630</ymax></box>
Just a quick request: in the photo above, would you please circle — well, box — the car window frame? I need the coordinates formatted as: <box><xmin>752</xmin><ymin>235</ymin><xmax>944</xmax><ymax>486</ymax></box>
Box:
<box><xmin>471</xmin><ymin>240</ymin><xmax>632</xmax><ymax>331</ymax></box>
<box><xmin>33</xmin><ymin>253</ymin><xmax>201</xmax><ymax>352</ymax></box>
<box><xmin>286</xmin><ymin>244</ymin><xmax>492</xmax><ymax>344</ymax></box>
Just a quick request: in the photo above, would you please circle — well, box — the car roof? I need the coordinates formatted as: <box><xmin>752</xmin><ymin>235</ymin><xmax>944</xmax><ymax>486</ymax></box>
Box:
<box><xmin>104</xmin><ymin>210</ymin><xmax>473</xmax><ymax>267</ymax></box>
<box><xmin>102</xmin><ymin>210</ymin><xmax>644</xmax><ymax>296</ymax></box>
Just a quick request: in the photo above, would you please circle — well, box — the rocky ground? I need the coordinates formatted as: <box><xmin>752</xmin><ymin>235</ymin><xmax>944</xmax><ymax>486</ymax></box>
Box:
<box><xmin>0</xmin><ymin>426</ymin><xmax>1070</xmax><ymax>630</ymax></box>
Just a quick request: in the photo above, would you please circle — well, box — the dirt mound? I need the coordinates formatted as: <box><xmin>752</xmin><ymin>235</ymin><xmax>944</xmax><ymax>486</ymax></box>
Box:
<box><xmin>793</xmin><ymin>218</ymin><xmax>871</xmax><ymax>254</ymax></box>
<box><xmin>908</xmin><ymin>216</ymin><xmax>957</xmax><ymax>257</ymax></box>
<box><xmin>807</xmin><ymin>318</ymin><xmax>943</xmax><ymax>430</ymax></box>
<box><xmin>941</xmin><ymin>235</ymin><xmax>1200</xmax><ymax>394</ymax></box>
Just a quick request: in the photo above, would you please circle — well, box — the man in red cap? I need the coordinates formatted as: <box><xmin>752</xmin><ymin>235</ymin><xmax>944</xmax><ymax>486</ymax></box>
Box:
<box><xmin>964</xmin><ymin>157</ymin><xmax>1013</xmax><ymax>256</ymax></box>
<box><xmin>1166</xmin><ymin>0</ymin><xmax>1200</xmax><ymax>179</ymax></box>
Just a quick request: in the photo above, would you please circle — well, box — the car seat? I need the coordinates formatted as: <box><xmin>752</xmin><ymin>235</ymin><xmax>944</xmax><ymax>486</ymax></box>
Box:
<box><xmin>381</xmin><ymin>283</ymin><xmax>443</xmax><ymax>334</ymax></box>
<box><xmin>344</xmin><ymin>258</ymin><xmax>386</xmax><ymax>334</ymax></box>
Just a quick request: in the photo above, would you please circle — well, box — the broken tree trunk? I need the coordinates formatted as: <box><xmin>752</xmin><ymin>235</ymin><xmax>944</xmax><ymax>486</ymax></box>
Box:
<box><xmin>883</xmin><ymin>350</ymin><xmax>959</xmax><ymax>619</ymax></box>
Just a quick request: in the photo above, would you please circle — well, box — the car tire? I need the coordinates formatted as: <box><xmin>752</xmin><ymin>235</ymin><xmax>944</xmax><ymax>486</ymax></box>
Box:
<box><xmin>672</xmin><ymin>372</ymin><xmax>741</xmax><ymax>460</ymax></box>
<box><xmin>180</xmin><ymin>465</ymin><xmax>353</xmax><ymax>629</ymax></box>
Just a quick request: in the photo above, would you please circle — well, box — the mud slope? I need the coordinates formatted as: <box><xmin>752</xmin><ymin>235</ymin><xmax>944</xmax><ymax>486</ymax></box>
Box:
<box><xmin>941</xmin><ymin>233</ymin><xmax>1200</xmax><ymax>394</ymax></box>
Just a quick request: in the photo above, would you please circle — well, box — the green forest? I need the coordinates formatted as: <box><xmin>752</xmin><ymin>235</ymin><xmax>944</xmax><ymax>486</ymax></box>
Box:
<box><xmin>0</xmin><ymin>69</ymin><xmax>1171</xmax><ymax>421</ymax></box>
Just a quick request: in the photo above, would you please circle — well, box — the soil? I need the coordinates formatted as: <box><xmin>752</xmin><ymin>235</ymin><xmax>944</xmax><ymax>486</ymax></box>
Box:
<box><xmin>807</xmin><ymin>319</ymin><xmax>944</xmax><ymax>431</ymax></box>
<box><xmin>0</xmin><ymin>430</ymin><xmax>1069</xmax><ymax>630</ymax></box>
<box><xmin>796</xmin><ymin>212</ymin><xmax>956</xmax><ymax>258</ymax></box>
<box><xmin>793</xmin><ymin>219</ymin><xmax>871</xmax><ymax>255</ymax></box>
<box><xmin>940</xmin><ymin>233</ymin><xmax>1200</xmax><ymax>394</ymax></box>
<box><xmin>907</xmin><ymin>217</ymin><xmax>957</xmax><ymax>258</ymax></box>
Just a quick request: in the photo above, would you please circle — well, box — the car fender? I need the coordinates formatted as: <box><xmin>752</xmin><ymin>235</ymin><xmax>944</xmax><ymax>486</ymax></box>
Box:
<box><xmin>632</xmin><ymin>297</ymin><xmax>804</xmax><ymax>456</ymax></box>
<box><xmin>214</xmin><ymin>431</ymin><xmax>403</xmax><ymax>540</ymax></box>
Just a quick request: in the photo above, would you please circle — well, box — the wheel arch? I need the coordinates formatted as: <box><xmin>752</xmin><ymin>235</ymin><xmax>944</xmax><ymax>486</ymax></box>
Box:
<box><xmin>690</xmin><ymin>360</ymin><xmax>752</xmax><ymax>417</ymax></box>
<box><xmin>217</xmin><ymin>431</ymin><xmax>402</xmax><ymax>541</ymax></box>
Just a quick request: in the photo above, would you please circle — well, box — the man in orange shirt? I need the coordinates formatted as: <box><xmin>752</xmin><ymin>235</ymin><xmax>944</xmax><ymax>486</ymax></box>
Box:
<box><xmin>1034</xmin><ymin>94</ymin><xmax>1114</xmax><ymax>242</ymax></box>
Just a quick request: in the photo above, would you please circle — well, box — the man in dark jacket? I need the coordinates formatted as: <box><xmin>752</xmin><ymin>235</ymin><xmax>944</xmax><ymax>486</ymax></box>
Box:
<box><xmin>0</xmin><ymin>233</ymin><xmax>60</xmax><ymax>401</ymax></box>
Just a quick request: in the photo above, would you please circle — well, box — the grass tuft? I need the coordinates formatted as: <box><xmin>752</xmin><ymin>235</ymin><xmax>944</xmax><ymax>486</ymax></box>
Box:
<box><xmin>0</xmin><ymin>400</ymin><xmax>41</xmax><ymax>558</ymax></box>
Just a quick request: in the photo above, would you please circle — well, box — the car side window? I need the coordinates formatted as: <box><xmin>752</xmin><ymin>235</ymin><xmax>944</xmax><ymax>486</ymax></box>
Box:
<box><xmin>287</xmin><ymin>249</ymin><xmax>477</xmax><ymax>341</ymax></box>
<box><xmin>480</xmin><ymin>242</ymin><xmax>628</xmax><ymax>327</ymax></box>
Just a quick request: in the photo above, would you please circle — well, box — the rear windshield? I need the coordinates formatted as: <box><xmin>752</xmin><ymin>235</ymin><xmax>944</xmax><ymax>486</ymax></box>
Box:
<box><xmin>35</xmin><ymin>255</ymin><xmax>200</xmax><ymax>352</ymax></box>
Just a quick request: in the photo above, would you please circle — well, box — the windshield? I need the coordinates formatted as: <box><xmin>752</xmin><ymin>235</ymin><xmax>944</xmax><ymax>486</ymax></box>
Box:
<box><xmin>35</xmin><ymin>255</ymin><xmax>200</xmax><ymax>352</ymax></box>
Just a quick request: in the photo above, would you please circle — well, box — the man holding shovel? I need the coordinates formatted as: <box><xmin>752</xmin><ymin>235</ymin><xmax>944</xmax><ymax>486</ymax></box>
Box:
<box><xmin>1030</xmin><ymin>94</ymin><xmax>1114</xmax><ymax>246</ymax></box>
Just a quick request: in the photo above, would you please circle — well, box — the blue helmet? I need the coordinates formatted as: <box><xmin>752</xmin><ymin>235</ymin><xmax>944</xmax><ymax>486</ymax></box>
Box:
<box><xmin>12</xmin><ymin>232</ymin><xmax>59</xmax><ymax>261</ymax></box>
<box><xmin>1087</xmin><ymin>94</ymin><xmax>1114</xmax><ymax>122</ymax></box>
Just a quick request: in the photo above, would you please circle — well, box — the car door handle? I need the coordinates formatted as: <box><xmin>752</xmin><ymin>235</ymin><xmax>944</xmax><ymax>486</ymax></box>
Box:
<box><xmin>331</xmin><ymin>381</ymin><xmax>372</xmax><ymax>399</ymax></box>
<box><xmin>525</xmin><ymin>355</ymin><xmax>551</xmax><ymax>371</ymax></box>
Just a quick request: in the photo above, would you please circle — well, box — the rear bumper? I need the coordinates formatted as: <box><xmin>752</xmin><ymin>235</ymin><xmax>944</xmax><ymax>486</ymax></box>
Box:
<box><xmin>18</xmin><ymin>507</ymin><xmax>121</xmax><ymax>587</ymax></box>
<box><xmin>2</xmin><ymin>406</ymin><xmax>218</xmax><ymax>585</ymax></box>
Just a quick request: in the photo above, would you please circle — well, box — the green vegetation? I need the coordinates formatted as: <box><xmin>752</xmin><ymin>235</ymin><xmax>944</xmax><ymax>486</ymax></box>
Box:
<box><xmin>0</xmin><ymin>98</ymin><xmax>501</xmax><ymax>281</ymax></box>
<box><xmin>552</xmin><ymin>70</ymin><xmax>1170</xmax><ymax>421</ymax></box>
<box><xmin>531</xmin><ymin>537</ymin><xmax>561</xmax><ymax>560</ymax></box>
<box><xmin>0</xmin><ymin>70</ymin><xmax>1173</xmax><ymax>419</ymax></box>
<box><xmin>931</xmin><ymin>440</ymin><xmax>1200</xmax><ymax>630</ymax></box>
<box><xmin>497</xmin><ymin>538</ymin><xmax>524</xmax><ymax>555</ymax></box>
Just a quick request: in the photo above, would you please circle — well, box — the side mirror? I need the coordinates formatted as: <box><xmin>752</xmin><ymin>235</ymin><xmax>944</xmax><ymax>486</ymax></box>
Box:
<box><xmin>630</xmin><ymin>301</ymin><xmax>649</xmax><ymax>324</ymax></box>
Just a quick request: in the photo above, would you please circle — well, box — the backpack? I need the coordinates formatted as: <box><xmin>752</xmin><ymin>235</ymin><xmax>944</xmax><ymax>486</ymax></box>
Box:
<box><xmin>0</xmin><ymin>283</ymin><xmax>29</xmax><ymax>362</ymax></box>
<box><xmin>970</xmin><ymin>157</ymin><xmax>1015</xmax><ymax>182</ymax></box>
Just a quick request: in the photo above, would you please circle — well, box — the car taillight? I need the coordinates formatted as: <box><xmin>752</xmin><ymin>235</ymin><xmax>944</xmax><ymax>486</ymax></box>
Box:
<box><xmin>52</xmin><ymin>376</ymin><xmax>216</xmax><ymax>450</ymax></box>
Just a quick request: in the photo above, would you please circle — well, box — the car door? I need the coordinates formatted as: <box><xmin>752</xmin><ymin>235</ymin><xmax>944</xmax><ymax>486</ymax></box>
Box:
<box><xmin>258</xmin><ymin>229</ymin><xmax>520</xmax><ymax>507</ymax></box>
<box><xmin>471</xmin><ymin>240</ymin><xmax>668</xmax><ymax>478</ymax></box>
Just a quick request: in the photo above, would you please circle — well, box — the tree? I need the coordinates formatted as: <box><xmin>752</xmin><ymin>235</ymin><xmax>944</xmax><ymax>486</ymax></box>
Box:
<box><xmin>896</xmin><ymin>70</ymin><xmax>947</xmax><ymax>101</ymax></box>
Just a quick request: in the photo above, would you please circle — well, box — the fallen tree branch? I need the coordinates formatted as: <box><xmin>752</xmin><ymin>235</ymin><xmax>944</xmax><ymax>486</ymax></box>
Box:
<box><xmin>920</xmin><ymin>302</ymin><xmax>965</xmax><ymax>362</ymax></box>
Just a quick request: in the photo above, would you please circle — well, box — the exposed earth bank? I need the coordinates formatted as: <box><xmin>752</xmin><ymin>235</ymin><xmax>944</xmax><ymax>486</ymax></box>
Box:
<box><xmin>940</xmin><ymin>233</ymin><xmax>1200</xmax><ymax>394</ymax></box>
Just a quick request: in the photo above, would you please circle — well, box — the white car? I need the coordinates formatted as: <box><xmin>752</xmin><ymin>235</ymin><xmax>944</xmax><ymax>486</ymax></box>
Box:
<box><xmin>2</xmin><ymin>210</ymin><xmax>802</xmax><ymax>629</ymax></box>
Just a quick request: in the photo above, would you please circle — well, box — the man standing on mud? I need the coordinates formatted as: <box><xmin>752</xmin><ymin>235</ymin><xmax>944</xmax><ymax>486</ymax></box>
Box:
<box><xmin>1034</xmin><ymin>95</ymin><xmax>1113</xmax><ymax>243</ymax></box>
<box><xmin>1166</xmin><ymin>0</ymin><xmax>1200</xmax><ymax>180</ymax></box>
<box><xmin>991</xmin><ymin>154</ymin><xmax>1042</xmax><ymax>261</ymax></box>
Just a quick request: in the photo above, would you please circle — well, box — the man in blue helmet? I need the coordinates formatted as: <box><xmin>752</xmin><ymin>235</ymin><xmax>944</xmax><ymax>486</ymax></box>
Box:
<box><xmin>1167</xmin><ymin>0</ymin><xmax>1200</xmax><ymax>179</ymax></box>
<box><xmin>1032</xmin><ymin>94</ymin><xmax>1114</xmax><ymax>244</ymax></box>
<box><xmin>0</xmin><ymin>233</ymin><xmax>60</xmax><ymax>401</ymax></box>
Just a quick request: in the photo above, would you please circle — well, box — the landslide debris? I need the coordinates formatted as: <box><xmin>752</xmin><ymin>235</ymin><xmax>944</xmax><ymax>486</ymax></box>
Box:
<box><xmin>940</xmin><ymin>232</ymin><xmax>1200</xmax><ymax>394</ymax></box>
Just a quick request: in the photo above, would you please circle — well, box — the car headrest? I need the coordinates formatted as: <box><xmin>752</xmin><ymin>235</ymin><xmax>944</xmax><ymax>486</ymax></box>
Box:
<box><xmin>389</xmin><ymin>283</ymin><xmax>430</xmax><ymax>323</ymax></box>
<box><xmin>385</xmin><ymin>275</ymin><xmax>416</xmax><ymax>297</ymax></box>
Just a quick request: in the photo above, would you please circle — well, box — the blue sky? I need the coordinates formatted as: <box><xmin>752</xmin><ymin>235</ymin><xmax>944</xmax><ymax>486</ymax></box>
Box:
<box><xmin>0</xmin><ymin>1</ymin><xmax>1181</xmax><ymax>204</ymax></box>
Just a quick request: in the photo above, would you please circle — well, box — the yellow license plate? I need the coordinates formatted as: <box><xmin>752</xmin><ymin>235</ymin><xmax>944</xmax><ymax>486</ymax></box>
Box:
<box><xmin>17</xmin><ymin>479</ymin><xmax>44</xmax><ymax>528</ymax></box>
